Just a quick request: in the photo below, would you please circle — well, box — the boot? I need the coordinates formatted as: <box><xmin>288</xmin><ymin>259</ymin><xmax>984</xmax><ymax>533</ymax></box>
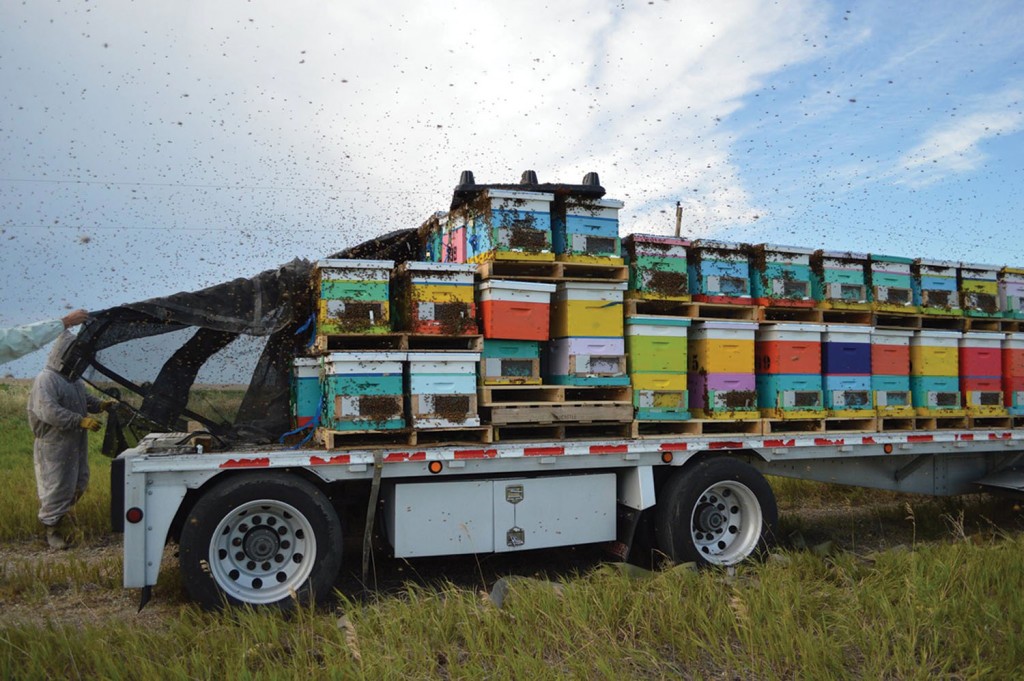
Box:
<box><xmin>45</xmin><ymin>519</ymin><xmax>73</xmax><ymax>550</ymax></box>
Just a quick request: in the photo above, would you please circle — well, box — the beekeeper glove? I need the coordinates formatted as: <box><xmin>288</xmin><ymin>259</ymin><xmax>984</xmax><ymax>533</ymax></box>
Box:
<box><xmin>80</xmin><ymin>417</ymin><xmax>102</xmax><ymax>432</ymax></box>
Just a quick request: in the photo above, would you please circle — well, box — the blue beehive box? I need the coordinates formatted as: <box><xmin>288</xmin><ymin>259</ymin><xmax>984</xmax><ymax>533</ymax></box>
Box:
<box><xmin>551</xmin><ymin>196</ymin><xmax>624</xmax><ymax>264</ymax></box>
<box><xmin>322</xmin><ymin>352</ymin><xmax>406</xmax><ymax>431</ymax></box>
<box><xmin>821</xmin><ymin>325</ymin><xmax>874</xmax><ymax>416</ymax></box>
<box><xmin>913</xmin><ymin>258</ymin><xmax>960</xmax><ymax>316</ymax></box>
<box><xmin>750</xmin><ymin>244</ymin><xmax>816</xmax><ymax>308</ymax></box>
<box><xmin>688</xmin><ymin>240</ymin><xmax>752</xmax><ymax>304</ymax></box>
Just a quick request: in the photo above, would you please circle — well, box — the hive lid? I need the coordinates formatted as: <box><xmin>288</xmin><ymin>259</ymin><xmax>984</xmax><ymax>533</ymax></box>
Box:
<box><xmin>555</xmin><ymin>281</ymin><xmax>628</xmax><ymax>292</ymax></box>
<box><xmin>316</xmin><ymin>259</ymin><xmax>395</xmax><ymax>270</ymax></box>
<box><xmin>478</xmin><ymin>280</ymin><xmax>557</xmax><ymax>293</ymax></box>
<box><xmin>407</xmin><ymin>352</ymin><xmax>480</xmax><ymax>362</ymax></box>
<box><xmin>400</xmin><ymin>262</ymin><xmax>478</xmax><ymax>275</ymax></box>
<box><xmin>626</xmin><ymin>315</ymin><xmax>692</xmax><ymax>327</ymax></box>
<box><xmin>325</xmin><ymin>351</ymin><xmax>407</xmax><ymax>362</ymax></box>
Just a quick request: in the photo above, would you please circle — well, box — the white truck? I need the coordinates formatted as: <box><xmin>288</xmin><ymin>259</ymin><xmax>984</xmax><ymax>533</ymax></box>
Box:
<box><xmin>116</xmin><ymin>424</ymin><xmax>1024</xmax><ymax>609</ymax></box>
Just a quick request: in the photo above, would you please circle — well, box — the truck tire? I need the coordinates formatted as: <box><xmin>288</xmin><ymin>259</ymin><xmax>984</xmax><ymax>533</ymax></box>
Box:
<box><xmin>655</xmin><ymin>457</ymin><xmax>777</xmax><ymax>567</ymax></box>
<box><xmin>179</xmin><ymin>473</ymin><xmax>343</xmax><ymax>610</ymax></box>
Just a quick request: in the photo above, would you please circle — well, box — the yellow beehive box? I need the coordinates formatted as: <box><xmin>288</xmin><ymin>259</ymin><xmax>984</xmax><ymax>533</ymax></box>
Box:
<box><xmin>550</xmin><ymin>281</ymin><xmax>627</xmax><ymax>338</ymax></box>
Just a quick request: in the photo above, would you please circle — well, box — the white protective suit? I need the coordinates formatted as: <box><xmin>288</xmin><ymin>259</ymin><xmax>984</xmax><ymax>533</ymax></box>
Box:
<box><xmin>0</xmin><ymin>318</ymin><xmax>65</xmax><ymax>365</ymax></box>
<box><xmin>27</xmin><ymin>332</ymin><xmax>103</xmax><ymax>526</ymax></box>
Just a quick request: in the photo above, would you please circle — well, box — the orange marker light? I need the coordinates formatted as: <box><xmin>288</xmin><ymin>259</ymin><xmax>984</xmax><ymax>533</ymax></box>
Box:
<box><xmin>883</xmin><ymin>444</ymin><xmax>893</xmax><ymax>454</ymax></box>
<box><xmin>428</xmin><ymin>461</ymin><xmax>443</xmax><ymax>474</ymax></box>
<box><xmin>661</xmin><ymin>452</ymin><xmax>674</xmax><ymax>464</ymax></box>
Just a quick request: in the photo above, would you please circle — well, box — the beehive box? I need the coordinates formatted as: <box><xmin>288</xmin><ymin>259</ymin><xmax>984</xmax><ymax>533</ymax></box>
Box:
<box><xmin>551</xmin><ymin>196</ymin><xmax>624</xmax><ymax>264</ymax></box>
<box><xmin>626</xmin><ymin>315</ymin><xmax>690</xmax><ymax>420</ymax></box>
<box><xmin>688</xmin><ymin>240</ymin><xmax>752</xmax><ymax>304</ymax></box>
<box><xmin>442</xmin><ymin>213</ymin><xmax>468</xmax><ymax>264</ymax></box>
<box><xmin>755</xmin><ymin>323</ymin><xmax>824</xmax><ymax>418</ymax></box>
<box><xmin>870</xmin><ymin>254</ymin><xmax>916</xmax><ymax>312</ymax></box>
<box><xmin>393</xmin><ymin>262</ymin><xmax>478</xmax><ymax>335</ymax></box>
<box><xmin>1002</xmin><ymin>332</ymin><xmax>1024</xmax><ymax>415</ymax></box>
<box><xmin>910</xmin><ymin>330</ymin><xmax>964</xmax><ymax>416</ymax></box>
<box><xmin>871</xmin><ymin>329</ymin><xmax>914</xmax><ymax>417</ymax></box>
<box><xmin>477</xmin><ymin>280</ymin><xmax>557</xmax><ymax>341</ymax></box>
<box><xmin>546</xmin><ymin>337</ymin><xmax>629</xmax><ymax>386</ymax></box>
<box><xmin>811</xmin><ymin>250</ymin><xmax>870</xmax><ymax>309</ymax></box>
<box><xmin>407</xmin><ymin>352</ymin><xmax>480</xmax><ymax>428</ymax></box>
<box><xmin>461</xmin><ymin>189</ymin><xmax>555</xmax><ymax>263</ymax></box>
<box><xmin>322</xmin><ymin>352</ymin><xmax>406</xmax><ymax>431</ymax></box>
<box><xmin>749</xmin><ymin>245</ymin><xmax>816</xmax><ymax>308</ymax></box>
<box><xmin>290</xmin><ymin>357</ymin><xmax>321</xmax><ymax>429</ymax></box>
<box><xmin>959</xmin><ymin>262</ymin><xmax>1001</xmax><ymax>318</ymax></box>
<box><xmin>622</xmin><ymin>234</ymin><xmax>690</xmax><ymax>301</ymax></box>
<box><xmin>822</xmin><ymin>325</ymin><xmax>874</xmax><ymax>416</ymax></box>
<box><xmin>688</xmin><ymin>321</ymin><xmax>759</xmax><ymax>419</ymax></box>
<box><xmin>550</xmin><ymin>281</ymin><xmax>627</xmax><ymax>339</ymax></box>
<box><xmin>913</xmin><ymin>258</ymin><xmax>961</xmax><ymax>316</ymax></box>
<box><xmin>417</xmin><ymin>212</ymin><xmax>445</xmax><ymax>263</ymax></box>
<box><xmin>959</xmin><ymin>332</ymin><xmax>1006</xmax><ymax>416</ymax></box>
<box><xmin>999</xmin><ymin>267</ymin><xmax>1024</xmax><ymax>319</ymax></box>
<box><xmin>315</xmin><ymin>259</ymin><xmax>394</xmax><ymax>335</ymax></box>
<box><xmin>481</xmin><ymin>339</ymin><xmax>541</xmax><ymax>385</ymax></box>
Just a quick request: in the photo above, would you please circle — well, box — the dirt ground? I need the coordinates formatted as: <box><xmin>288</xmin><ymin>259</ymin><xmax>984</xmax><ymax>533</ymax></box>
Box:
<box><xmin>3</xmin><ymin>494</ymin><xmax>1021</xmax><ymax>627</ymax></box>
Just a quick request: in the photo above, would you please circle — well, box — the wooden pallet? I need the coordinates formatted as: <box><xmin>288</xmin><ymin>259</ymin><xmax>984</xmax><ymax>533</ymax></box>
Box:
<box><xmin>409</xmin><ymin>426</ymin><xmax>493</xmax><ymax>446</ymax></box>
<box><xmin>314</xmin><ymin>333</ymin><xmax>482</xmax><ymax>353</ymax></box>
<box><xmin>685</xmin><ymin>419</ymin><xmax>763</xmax><ymax>436</ymax></box>
<box><xmin>1014</xmin><ymin>416</ymin><xmax>1024</xmax><ymax>429</ymax></box>
<box><xmin>630</xmin><ymin>420</ymin><xmax>700</xmax><ymax>438</ymax></box>
<box><xmin>820</xmin><ymin>308</ymin><xmax>873</xmax><ymax>325</ymax></box>
<box><xmin>762</xmin><ymin>418</ymin><xmax>825</xmax><ymax>434</ymax></box>
<box><xmin>878</xmin><ymin>417</ymin><xmax>916</xmax><ymax>431</ymax></box>
<box><xmin>478</xmin><ymin>384</ymin><xmax>631</xmax><ymax>405</ymax></box>
<box><xmin>490</xmin><ymin>422</ymin><xmax>632</xmax><ymax>442</ymax></box>
<box><xmin>962</xmin><ymin>317</ymin><xmax>1003</xmax><ymax>332</ymax></box>
<box><xmin>475</xmin><ymin>259</ymin><xmax>628</xmax><ymax>283</ymax></box>
<box><xmin>757</xmin><ymin>306</ymin><xmax>823</xmax><ymax>323</ymax></box>
<box><xmin>967</xmin><ymin>416</ymin><xmax>1012</xmax><ymax>430</ymax></box>
<box><xmin>824</xmin><ymin>416</ymin><xmax>878</xmax><ymax>432</ymax></box>
<box><xmin>319</xmin><ymin>425</ymin><xmax>494</xmax><ymax>449</ymax></box>
<box><xmin>914</xmin><ymin>415</ymin><xmax>969</xmax><ymax>430</ymax></box>
<box><xmin>623</xmin><ymin>299</ymin><xmax>758</xmax><ymax>321</ymax></box>
<box><xmin>481</xmin><ymin>402</ymin><xmax>633</xmax><ymax>426</ymax></box>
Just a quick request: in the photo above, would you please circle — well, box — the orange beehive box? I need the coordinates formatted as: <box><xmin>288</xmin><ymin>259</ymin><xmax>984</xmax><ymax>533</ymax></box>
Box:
<box><xmin>477</xmin><ymin>280</ymin><xmax>557</xmax><ymax>341</ymax></box>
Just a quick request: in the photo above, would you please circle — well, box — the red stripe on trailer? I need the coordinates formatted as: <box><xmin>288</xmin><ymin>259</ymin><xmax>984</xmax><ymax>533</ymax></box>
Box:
<box><xmin>814</xmin><ymin>438</ymin><xmax>845</xmax><ymax>447</ymax></box>
<box><xmin>384</xmin><ymin>452</ymin><xmax>428</xmax><ymax>463</ymax></box>
<box><xmin>659</xmin><ymin>442</ymin><xmax>688</xmax><ymax>451</ymax></box>
<box><xmin>988</xmin><ymin>432</ymin><xmax>1012</xmax><ymax>440</ymax></box>
<box><xmin>454</xmin><ymin>449</ymin><xmax>498</xmax><ymax>460</ymax></box>
<box><xmin>525</xmin><ymin>446</ymin><xmax>565</xmax><ymax>456</ymax></box>
<box><xmin>764</xmin><ymin>439</ymin><xmax>795</xmax><ymax>448</ymax></box>
<box><xmin>220</xmin><ymin>457</ymin><xmax>270</xmax><ymax>468</ymax></box>
<box><xmin>708</xmin><ymin>441</ymin><xmax>743</xmax><ymax>450</ymax></box>
<box><xmin>590</xmin><ymin>445</ymin><xmax>628</xmax><ymax>454</ymax></box>
<box><xmin>862</xmin><ymin>436</ymin><xmax>876</xmax><ymax>444</ymax></box>
<box><xmin>957</xmin><ymin>433</ymin><xmax>975</xmax><ymax>441</ymax></box>
<box><xmin>907</xmin><ymin>435</ymin><xmax>933</xmax><ymax>443</ymax></box>
<box><xmin>309</xmin><ymin>454</ymin><xmax>351</xmax><ymax>466</ymax></box>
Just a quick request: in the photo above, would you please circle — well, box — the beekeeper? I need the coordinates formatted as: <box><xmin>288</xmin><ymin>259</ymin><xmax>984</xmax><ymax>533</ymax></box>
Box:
<box><xmin>0</xmin><ymin>309</ymin><xmax>89</xmax><ymax>365</ymax></box>
<box><xmin>27</xmin><ymin>331</ymin><xmax>115</xmax><ymax>549</ymax></box>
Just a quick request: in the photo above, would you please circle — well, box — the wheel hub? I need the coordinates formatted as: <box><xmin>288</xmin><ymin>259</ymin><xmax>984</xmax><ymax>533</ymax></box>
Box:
<box><xmin>243</xmin><ymin>527</ymin><xmax>280</xmax><ymax>562</ymax></box>
<box><xmin>697</xmin><ymin>504</ymin><xmax>726</xmax><ymax>532</ymax></box>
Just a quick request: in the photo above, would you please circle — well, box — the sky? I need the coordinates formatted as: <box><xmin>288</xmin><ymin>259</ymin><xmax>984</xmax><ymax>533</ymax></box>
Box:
<box><xmin>2</xmin><ymin>0</ymin><xmax>1023</xmax><ymax>377</ymax></box>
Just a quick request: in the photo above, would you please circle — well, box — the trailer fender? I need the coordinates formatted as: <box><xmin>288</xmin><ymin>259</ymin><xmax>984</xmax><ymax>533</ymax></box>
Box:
<box><xmin>122</xmin><ymin>471</ymin><xmax>188</xmax><ymax>590</ymax></box>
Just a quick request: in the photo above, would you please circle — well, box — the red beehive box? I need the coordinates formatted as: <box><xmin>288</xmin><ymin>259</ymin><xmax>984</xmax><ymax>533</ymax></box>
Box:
<box><xmin>477</xmin><ymin>280</ymin><xmax>557</xmax><ymax>341</ymax></box>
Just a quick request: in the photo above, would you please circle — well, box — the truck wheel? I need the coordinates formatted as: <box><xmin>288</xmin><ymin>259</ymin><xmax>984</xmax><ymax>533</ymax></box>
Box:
<box><xmin>179</xmin><ymin>473</ymin><xmax>342</xmax><ymax>610</ymax></box>
<box><xmin>655</xmin><ymin>457</ymin><xmax>777</xmax><ymax>567</ymax></box>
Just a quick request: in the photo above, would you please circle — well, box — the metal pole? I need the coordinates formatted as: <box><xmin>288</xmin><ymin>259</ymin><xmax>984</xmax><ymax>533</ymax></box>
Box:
<box><xmin>674</xmin><ymin>201</ymin><xmax>682</xmax><ymax>237</ymax></box>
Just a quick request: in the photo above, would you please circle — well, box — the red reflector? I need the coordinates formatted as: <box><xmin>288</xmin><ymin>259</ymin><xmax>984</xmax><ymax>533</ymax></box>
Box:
<box><xmin>125</xmin><ymin>507</ymin><xmax>144</xmax><ymax>524</ymax></box>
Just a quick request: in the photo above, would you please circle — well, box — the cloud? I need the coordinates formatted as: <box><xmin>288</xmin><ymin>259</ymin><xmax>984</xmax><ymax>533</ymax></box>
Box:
<box><xmin>896</xmin><ymin>88</ymin><xmax>1024</xmax><ymax>187</ymax></box>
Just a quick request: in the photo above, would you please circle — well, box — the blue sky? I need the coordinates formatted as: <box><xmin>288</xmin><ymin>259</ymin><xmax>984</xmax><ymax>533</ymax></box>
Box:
<box><xmin>2</xmin><ymin>0</ymin><xmax>1023</xmax><ymax>376</ymax></box>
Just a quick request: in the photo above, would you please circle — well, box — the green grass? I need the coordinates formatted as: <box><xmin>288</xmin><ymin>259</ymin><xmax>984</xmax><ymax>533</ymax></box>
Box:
<box><xmin>2</xmin><ymin>379</ymin><xmax>1024</xmax><ymax>678</ymax></box>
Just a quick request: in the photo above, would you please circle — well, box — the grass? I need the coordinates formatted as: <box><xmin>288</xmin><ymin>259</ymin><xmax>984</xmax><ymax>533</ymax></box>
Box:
<box><xmin>2</xmin><ymin>379</ymin><xmax>1024</xmax><ymax>677</ymax></box>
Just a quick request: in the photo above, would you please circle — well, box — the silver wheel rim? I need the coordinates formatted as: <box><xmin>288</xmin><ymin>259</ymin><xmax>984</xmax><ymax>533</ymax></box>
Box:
<box><xmin>209</xmin><ymin>499</ymin><xmax>316</xmax><ymax>604</ymax></box>
<box><xmin>689</xmin><ymin>480</ymin><xmax>762</xmax><ymax>565</ymax></box>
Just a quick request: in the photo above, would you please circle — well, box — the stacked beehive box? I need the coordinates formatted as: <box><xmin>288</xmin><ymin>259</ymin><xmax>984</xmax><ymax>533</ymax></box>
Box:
<box><xmin>626</xmin><ymin>315</ymin><xmax>690</xmax><ymax>420</ymax></box>
<box><xmin>749</xmin><ymin>245</ymin><xmax>816</xmax><ymax>308</ymax></box>
<box><xmin>407</xmin><ymin>352</ymin><xmax>480</xmax><ymax>428</ymax></box>
<box><xmin>755</xmin><ymin>323</ymin><xmax>824</xmax><ymax>419</ymax></box>
<box><xmin>551</xmin><ymin>196</ymin><xmax>624</xmax><ymax>264</ymax></box>
<box><xmin>959</xmin><ymin>262</ymin><xmax>1001</xmax><ymax>318</ymax></box>
<box><xmin>548</xmin><ymin>282</ymin><xmax>629</xmax><ymax>385</ymax></box>
<box><xmin>477</xmin><ymin>280</ymin><xmax>555</xmax><ymax>385</ymax></box>
<box><xmin>322</xmin><ymin>352</ymin><xmax>407</xmax><ymax>432</ymax></box>
<box><xmin>462</xmin><ymin>189</ymin><xmax>555</xmax><ymax>263</ymax></box>
<box><xmin>812</xmin><ymin>250</ymin><xmax>870</xmax><ymax>310</ymax></box>
<box><xmin>622</xmin><ymin>234</ymin><xmax>690</xmax><ymax>301</ymax></box>
<box><xmin>290</xmin><ymin>357</ymin><xmax>321</xmax><ymax>430</ymax></box>
<box><xmin>688</xmin><ymin>240</ymin><xmax>752</xmax><ymax>305</ymax></box>
<box><xmin>871</xmin><ymin>329</ymin><xmax>915</xmax><ymax>418</ymax></box>
<box><xmin>314</xmin><ymin>260</ymin><xmax>394</xmax><ymax>334</ymax></box>
<box><xmin>958</xmin><ymin>332</ymin><xmax>1005</xmax><ymax>417</ymax></box>
<box><xmin>998</xmin><ymin>267</ymin><xmax>1024</xmax><ymax>319</ymax></box>
<box><xmin>393</xmin><ymin>262</ymin><xmax>478</xmax><ymax>336</ymax></box>
<box><xmin>1003</xmin><ymin>333</ymin><xmax>1024</xmax><ymax>415</ymax></box>
<box><xmin>821</xmin><ymin>325</ymin><xmax>874</xmax><ymax>417</ymax></box>
<box><xmin>910</xmin><ymin>330</ymin><xmax>965</xmax><ymax>416</ymax></box>
<box><xmin>688</xmin><ymin>321</ymin><xmax>759</xmax><ymax>419</ymax></box>
<box><xmin>913</xmin><ymin>259</ymin><xmax>960</xmax><ymax>316</ymax></box>
<box><xmin>870</xmin><ymin>254</ymin><xmax>916</xmax><ymax>313</ymax></box>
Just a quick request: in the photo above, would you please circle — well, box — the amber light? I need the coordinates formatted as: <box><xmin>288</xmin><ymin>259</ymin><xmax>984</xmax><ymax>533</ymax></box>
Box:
<box><xmin>661</xmin><ymin>452</ymin><xmax>674</xmax><ymax>464</ymax></box>
<box><xmin>428</xmin><ymin>461</ymin><xmax>443</xmax><ymax>474</ymax></box>
<box><xmin>125</xmin><ymin>507</ymin><xmax>144</xmax><ymax>523</ymax></box>
<box><xmin>883</xmin><ymin>444</ymin><xmax>893</xmax><ymax>454</ymax></box>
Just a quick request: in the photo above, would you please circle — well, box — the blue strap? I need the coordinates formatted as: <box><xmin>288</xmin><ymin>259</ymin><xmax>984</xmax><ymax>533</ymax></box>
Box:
<box><xmin>294</xmin><ymin>313</ymin><xmax>317</xmax><ymax>349</ymax></box>
<box><xmin>279</xmin><ymin>394</ymin><xmax>323</xmax><ymax>449</ymax></box>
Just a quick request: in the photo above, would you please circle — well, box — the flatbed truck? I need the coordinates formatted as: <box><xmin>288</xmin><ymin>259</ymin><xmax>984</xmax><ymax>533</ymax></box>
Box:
<box><xmin>117</xmin><ymin>424</ymin><xmax>1024</xmax><ymax>609</ymax></box>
